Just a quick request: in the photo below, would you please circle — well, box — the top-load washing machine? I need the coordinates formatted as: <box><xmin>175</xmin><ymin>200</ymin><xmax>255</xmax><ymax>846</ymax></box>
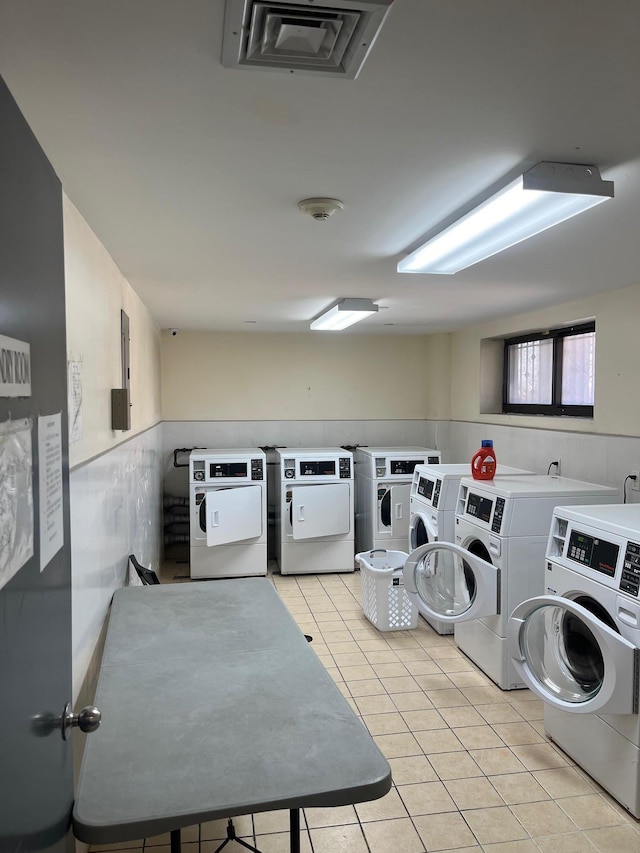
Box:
<box><xmin>189</xmin><ymin>448</ymin><xmax>267</xmax><ymax>578</ymax></box>
<box><xmin>403</xmin><ymin>475</ymin><xmax>618</xmax><ymax>689</ymax></box>
<box><xmin>275</xmin><ymin>448</ymin><xmax>354</xmax><ymax>575</ymax></box>
<box><xmin>354</xmin><ymin>446</ymin><xmax>441</xmax><ymax>556</ymax></box>
<box><xmin>507</xmin><ymin>504</ymin><xmax>640</xmax><ymax>817</ymax></box>
<box><xmin>407</xmin><ymin>463</ymin><xmax>534</xmax><ymax>635</ymax></box>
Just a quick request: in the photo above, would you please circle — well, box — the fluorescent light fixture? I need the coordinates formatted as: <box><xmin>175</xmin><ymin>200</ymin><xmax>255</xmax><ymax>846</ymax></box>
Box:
<box><xmin>310</xmin><ymin>298</ymin><xmax>379</xmax><ymax>331</ymax></box>
<box><xmin>397</xmin><ymin>161</ymin><xmax>614</xmax><ymax>275</ymax></box>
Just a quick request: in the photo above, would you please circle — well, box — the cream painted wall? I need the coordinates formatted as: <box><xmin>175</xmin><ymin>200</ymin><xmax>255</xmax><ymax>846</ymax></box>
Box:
<box><xmin>449</xmin><ymin>281</ymin><xmax>640</xmax><ymax>437</ymax></box>
<box><xmin>63</xmin><ymin>195</ymin><xmax>161</xmax><ymax>467</ymax></box>
<box><xmin>424</xmin><ymin>333</ymin><xmax>452</xmax><ymax>420</ymax></box>
<box><xmin>161</xmin><ymin>332</ymin><xmax>431</xmax><ymax>421</ymax></box>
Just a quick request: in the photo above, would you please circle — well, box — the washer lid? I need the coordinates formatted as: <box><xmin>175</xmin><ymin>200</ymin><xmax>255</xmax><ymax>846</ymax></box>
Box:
<box><xmin>403</xmin><ymin>541</ymin><xmax>499</xmax><ymax>624</ymax></box>
<box><xmin>508</xmin><ymin>595</ymin><xmax>639</xmax><ymax>715</ymax></box>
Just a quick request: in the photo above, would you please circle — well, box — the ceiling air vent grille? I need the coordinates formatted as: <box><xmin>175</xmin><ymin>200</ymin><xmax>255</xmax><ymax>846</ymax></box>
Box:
<box><xmin>222</xmin><ymin>0</ymin><xmax>394</xmax><ymax>79</ymax></box>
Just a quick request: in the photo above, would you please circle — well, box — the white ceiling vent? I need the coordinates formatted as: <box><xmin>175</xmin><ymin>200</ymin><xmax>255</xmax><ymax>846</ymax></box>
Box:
<box><xmin>222</xmin><ymin>0</ymin><xmax>394</xmax><ymax>79</ymax></box>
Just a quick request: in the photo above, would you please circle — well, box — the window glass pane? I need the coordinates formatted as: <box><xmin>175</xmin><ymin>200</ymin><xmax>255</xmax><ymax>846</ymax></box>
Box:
<box><xmin>507</xmin><ymin>338</ymin><xmax>553</xmax><ymax>404</ymax></box>
<box><xmin>562</xmin><ymin>331</ymin><xmax>595</xmax><ymax>405</ymax></box>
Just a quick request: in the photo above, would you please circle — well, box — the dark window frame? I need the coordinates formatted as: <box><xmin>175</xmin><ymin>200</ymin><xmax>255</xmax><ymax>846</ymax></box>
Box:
<box><xmin>502</xmin><ymin>322</ymin><xmax>595</xmax><ymax>417</ymax></box>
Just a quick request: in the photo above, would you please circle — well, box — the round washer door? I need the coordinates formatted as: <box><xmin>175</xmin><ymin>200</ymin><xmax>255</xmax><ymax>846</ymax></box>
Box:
<box><xmin>403</xmin><ymin>541</ymin><xmax>500</xmax><ymax>624</ymax></box>
<box><xmin>507</xmin><ymin>595</ymin><xmax>639</xmax><ymax>715</ymax></box>
<box><xmin>408</xmin><ymin>511</ymin><xmax>435</xmax><ymax>551</ymax></box>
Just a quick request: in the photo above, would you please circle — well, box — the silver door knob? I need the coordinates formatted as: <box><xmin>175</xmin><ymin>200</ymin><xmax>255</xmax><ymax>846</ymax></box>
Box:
<box><xmin>62</xmin><ymin>702</ymin><xmax>102</xmax><ymax>740</ymax></box>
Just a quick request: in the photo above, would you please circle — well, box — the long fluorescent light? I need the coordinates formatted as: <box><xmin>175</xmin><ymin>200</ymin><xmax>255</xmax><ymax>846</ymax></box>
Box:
<box><xmin>397</xmin><ymin>162</ymin><xmax>614</xmax><ymax>275</ymax></box>
<box><xmin>310</xmin><ymin>298</ymin><xmax>379</xmax><ymax>331</ymax></box>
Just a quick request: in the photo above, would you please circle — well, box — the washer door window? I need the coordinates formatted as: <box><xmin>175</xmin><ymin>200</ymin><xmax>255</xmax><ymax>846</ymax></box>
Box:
<box><xmin>288</xmin><ymin>483</ymin><xmax>350</xmax><ymax>540</ymax></box>
<box><xmin>408</xmin><ymin>511</ymin><xmax>434</xmax><ymax>551</ymax></box>
<box><xmin>508</xmin><ymin>595</ymin><xmax>639</xmax><ymax>715</ymax></box>
<box><xmin>403</xmin><ymin>541</ymin><xmax>499</xmax><ymax>624</ymax></box>
<box><xmin>378</xmin><ymin>484</ymin><xmax>411</xmax><ymax>538</ymax></box>
<box><xmin>203</xmin><ymin>485</ymin><xmax>263</xmax><ymax>546</ymax></box>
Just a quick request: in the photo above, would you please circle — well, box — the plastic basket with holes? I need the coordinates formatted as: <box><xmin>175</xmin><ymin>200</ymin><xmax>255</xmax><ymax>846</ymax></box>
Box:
<box><xmin>355</xmin><ymin>549</ymin><xmax>418</xmax><ymax>632</ymax></box>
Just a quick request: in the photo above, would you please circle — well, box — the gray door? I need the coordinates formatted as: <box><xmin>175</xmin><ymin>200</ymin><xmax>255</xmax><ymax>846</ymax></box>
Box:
<box><xmin>0</xmin><ymin>75</ymin><xmax>74</xmax><ymax>852</ymax></box>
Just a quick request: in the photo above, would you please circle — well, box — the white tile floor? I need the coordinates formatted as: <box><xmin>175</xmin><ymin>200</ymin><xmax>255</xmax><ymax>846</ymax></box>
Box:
<box><xmin>90</xmin><ymin>563</ymin><xmax>640</xmax><ymax>853</ymax></box>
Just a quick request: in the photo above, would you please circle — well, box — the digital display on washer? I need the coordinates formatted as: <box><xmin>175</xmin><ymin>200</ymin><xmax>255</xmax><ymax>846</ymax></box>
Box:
<box><xmin>567</xmin><ymin>529</ymin><xmax>619</xmax><ymax>577</ymax></box>
<box><xmin>417</xmin><ymin>476</ymin><xmax>435</xmax><ymax>501</ymax></box>
<box><xmin>391</xmin><ymin>459</ymin><xmax>423</xmax><ymax>475</ymax></box>
<box><xmin>209</xmin><ymin>462</ymin><xmax>247</xmax><ymax>477</ymax></box>
<box><xmin>300</xmin><ymin>460</ymin><xmax>336</xmax><ymax>476</ymax></box>
<box><xmin>466</xmin><ymin>492</ymin><xmax>493</xmax><ymax>523</ymax></box>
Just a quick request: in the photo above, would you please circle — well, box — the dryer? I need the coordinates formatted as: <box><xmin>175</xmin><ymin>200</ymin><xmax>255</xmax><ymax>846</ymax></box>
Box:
<box><xmin>403</xmin><ymin>475</ymin><xmax>618</xmax><ymax>689</ymax></box>
<box><xmin>407</xmin><ymin>463</ymin><xmax>533</xmax><ymax>635</ymax></box>
<box><xmin>275</xmin><ymin>448</ymin><xmax>354</xmax><ymax>575</ymax></box>
<box><xmin>189</xmin><ymin>448</ymin><xmax>267</xmax><ymax>578</ymax></box>
<box><xmin>507</xmin><ymin>504</ymin><xmax>640</xmax><ymax>817</ymax></box>
<box><xmin>354</xmin><ymin>446</ymin><xmax>441</xmax><ymax>556</ymax></box>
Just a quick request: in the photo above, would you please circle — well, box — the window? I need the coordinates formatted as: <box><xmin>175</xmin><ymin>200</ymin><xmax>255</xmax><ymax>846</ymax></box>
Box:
<box><xmin>503</xmin><ymin>322</ymin><xmax>595</xmax><ymax>417</ymax></box>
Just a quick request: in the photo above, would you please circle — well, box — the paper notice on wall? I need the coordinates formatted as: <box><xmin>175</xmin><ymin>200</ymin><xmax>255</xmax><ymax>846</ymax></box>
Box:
<box><xmin>38</xmin><ymin>413</ymin><xmax>64</xmax><ymax>571</ymax></box>
<box><xmin>0</xmin><ymin>418</ymin><xmax>34</xmax><ymax>590</ymax></box>
<box><xmin>0</xmin><ymin>334</ymin><xmax>31</xmax><ymax>397</ymax></box>
<box><xmin>68</xmin><ymin>359</ymin><xmax>83</xmax><ymax>443</ymax></box>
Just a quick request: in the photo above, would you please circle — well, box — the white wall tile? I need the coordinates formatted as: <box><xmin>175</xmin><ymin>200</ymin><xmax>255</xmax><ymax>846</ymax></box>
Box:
<box><xmin>70</xmin><ymin>424</ymin><xmax>162</xmax><ymax>701</ymax></box>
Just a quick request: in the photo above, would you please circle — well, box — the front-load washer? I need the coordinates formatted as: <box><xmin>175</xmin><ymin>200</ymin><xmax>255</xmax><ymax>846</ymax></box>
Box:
<box><xmin>354</xmin><ymin>446</ymin><xmax>441</xmax><ymax>556</ymax></box>
<box><xmin>189</xmin><ymin>448</ymin><xmax>267</xmax><ymax>578</ymax></box>
<box><xmin>507</xmin><ymin>504</ymin><xmax>640</xmax><ymax>817</ymax></box>
<box><xmin>275</xmin><ymin>448</ymin><xmax>354</xmax><ymax>575</ymax></box>
<box><xmin>403</xmin><ymin>475</ymin><xmax>618</xmax><ymax>689</ymax></box>
<box><xmin>407</xmin><ymin>463</ymin><xmax>534</xmax><ymax>635</ymax></box>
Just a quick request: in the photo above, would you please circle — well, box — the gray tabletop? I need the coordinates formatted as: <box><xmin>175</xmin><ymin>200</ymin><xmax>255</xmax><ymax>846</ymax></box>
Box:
<box><xmin>73</xmin><ymin>579</ymin><xmax>391</xmax><ymax>843</ymax></box>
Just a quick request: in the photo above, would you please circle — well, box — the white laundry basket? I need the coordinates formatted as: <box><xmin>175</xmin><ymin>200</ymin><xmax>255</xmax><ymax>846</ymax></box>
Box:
<box><xmin>355</xmin><ymin>549</ymin><xmax>418</xmax><ymax>632</ymax></box>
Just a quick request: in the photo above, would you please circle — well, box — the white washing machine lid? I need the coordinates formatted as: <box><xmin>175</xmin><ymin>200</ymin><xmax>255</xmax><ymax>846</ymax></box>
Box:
<box><xmin>205</xmin><ymin>485</ymin><xmax>263</xmax><ymax>546</ymax></box>
<box><xmin>403</xmin><ymin>541</ymin><xmax>500</xmax><ymax>624</ymax></box>
<box><xmin>508</xmin><ymin>595</ymin><xmax>639</xmax><ymax>715</ymax></box>
<box><xmin>290</xmin><ymin>482</ymin><xmax>351</xmax><ymax>540</ymax></box>
<box><xmin>379</xmin><ymin>482</ymin><xmax>411</xmax><ymax>532</ymax></box>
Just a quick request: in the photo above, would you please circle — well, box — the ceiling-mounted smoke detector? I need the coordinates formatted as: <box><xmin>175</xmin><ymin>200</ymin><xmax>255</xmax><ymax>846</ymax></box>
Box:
<box><xmin>298</xmin><ymin>197</ymin><xmax>344</xmax><ymax>221</ymax></box>
<box><xmin>222</xmin><ymin>0</ymin><xmax>395</xmax><ymax>79</ymax></box>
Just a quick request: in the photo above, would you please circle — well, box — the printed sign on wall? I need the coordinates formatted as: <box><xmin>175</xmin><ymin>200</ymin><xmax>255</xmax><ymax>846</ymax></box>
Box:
<box><xmin>38</xmin><ymin>413</ymin><xmax>64</xmax><ymax>571</ymax></box>
<box><xmin>68</xmin><ymin>359</ymin><xmax>83</xmax><ymax>443</ymax></box>
<box><xmin>0</xmin><ymin>334</ymin><xmax>31</xmax><ymax>397</ymax></box>
<box><xmin>0</xmin><ymin>418</ymin><xmax>34</xmax><ymax>590</ymax></box>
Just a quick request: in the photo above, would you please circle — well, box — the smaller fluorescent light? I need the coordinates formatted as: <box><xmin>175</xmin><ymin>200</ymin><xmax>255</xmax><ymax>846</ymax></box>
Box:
<box><xmin>397</xmin><ymin>161</ymin><xmax>614</xmax><ymax>275</ymax></box>
<box><xmin>311</xmin><ymin>298</ymin><xmax>379</xmax><ymax>331</ymax></box>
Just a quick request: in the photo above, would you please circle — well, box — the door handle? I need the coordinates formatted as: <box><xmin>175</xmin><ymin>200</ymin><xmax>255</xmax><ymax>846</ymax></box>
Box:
<box><xmin>297</xmin><ymin>505</ymin><xmax>305</xmax><ymax>522</ymax></box>
<box><xmin>395</xmin><ymin>503</ymin><xmax>403</xmax><ymax>520</ymax></box>
<box><xmin>210</xmin><ymin>510</ymin><xmax>219</xmax><ymax>528</ymax></box>
<box><xmin>62</xmin><ymin>703</ymin><xmax>101</xmax><ymax>740</ymax></box>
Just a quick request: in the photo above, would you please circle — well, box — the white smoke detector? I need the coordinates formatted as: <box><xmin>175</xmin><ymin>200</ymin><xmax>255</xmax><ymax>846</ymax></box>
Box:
<box><xmin>298</xmin><ymin>197</ymin><xmax>344</xmax><ymax>221</ymax></box>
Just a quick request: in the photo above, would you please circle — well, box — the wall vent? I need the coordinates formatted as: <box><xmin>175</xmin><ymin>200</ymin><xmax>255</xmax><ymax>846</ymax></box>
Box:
<box><xmin>222</xmin><ymin>0</ymin><xmax>394</xmax><ymax>79</ymax></box>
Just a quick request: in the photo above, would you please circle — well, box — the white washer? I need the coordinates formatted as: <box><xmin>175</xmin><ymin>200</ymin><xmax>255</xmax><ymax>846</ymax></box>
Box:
<box><xmin>354</xmin><ymin>446</ymin><xmax>441</xmax><ymax>556</ymax></box>
<box><xmin>189</xmin><ymin>448</ymin><xmax>267</xmax><ymax>578</ymax></box>
<box><xmin>403</xmin><ymin>475</ymin><xmax>618</xmax><ymax>689</ymax></box>
<box><xmin>507</xmin><ymin>504</ymin><xmax>640</xmax><ymax>817</ymax></box>
<box><xmin>407</xmin><ymin>463</ymin><xmax>534</xmax><ymax>635</ymax></box>
<box><xmin>275</xmin><ymin>448</ymin><xmax>354</xmax><ymax>575</ymax></box>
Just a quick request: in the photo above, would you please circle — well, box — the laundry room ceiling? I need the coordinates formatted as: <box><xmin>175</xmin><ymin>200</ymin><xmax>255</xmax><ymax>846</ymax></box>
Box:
<box><xmin>1</xmin><ymin>0</ymin><xmax>640</xmax><ymax>334</ymax></box>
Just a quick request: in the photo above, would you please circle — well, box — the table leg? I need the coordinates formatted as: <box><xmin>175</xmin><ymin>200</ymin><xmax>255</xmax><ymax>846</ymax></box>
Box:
<box><xmin>289</xmin><ymin>808</ymin><xmax>300</xmax><ymax>853</ymax></box>
<box><xmin>170</xmin><ymin>828</ymin><xmax>181</xmax><ymax>853</ymax></box>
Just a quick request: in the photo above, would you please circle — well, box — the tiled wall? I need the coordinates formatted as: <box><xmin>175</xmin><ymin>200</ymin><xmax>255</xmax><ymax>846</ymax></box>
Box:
<box><xmin>69</xmin><ymin>423</ymin><xmax>163</xmax><ymax>702</ymax></box>
<box><xmin>162</xmin><ymin>420</ymin><xmax>444</xmax><ymax>497</ymax></box>
<box><xmin>443</xmin><ymin>420</ymin><xmax>640</xmax><ymax>501</ymax></box>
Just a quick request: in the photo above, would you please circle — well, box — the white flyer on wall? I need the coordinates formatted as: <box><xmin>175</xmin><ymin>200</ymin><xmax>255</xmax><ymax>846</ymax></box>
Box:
<box><xmin>68</xmin><ymin>359</ymin><xmax>83</xmax><ymax>443</ymax></box>
<box><xmin>0</xmin><ymin>334</ymin><xmax>31</xmax><ymax>397</ymax></box>
<box><xmin>0</xmin><ymin>417</ymin><xmax>34</xmax><ymax>590</ymax></box>
<box><xmin>38</xmin><ymin>412</ymin><xmax>64</xmax><ymax>571</ymax></box>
